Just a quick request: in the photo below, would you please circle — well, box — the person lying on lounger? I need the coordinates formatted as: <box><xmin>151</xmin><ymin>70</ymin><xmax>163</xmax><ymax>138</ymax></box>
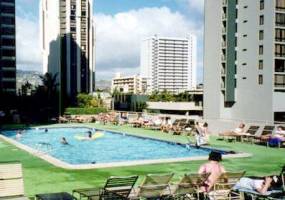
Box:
<box><xmin>234</xmin><ymin>176</ymin><xmax>282</xmax><ymax>195</ymax></box>
<box><xmin>219</xmin><ymin>123</ymin><xmax>246</xmax><ymax>137</ymax></box>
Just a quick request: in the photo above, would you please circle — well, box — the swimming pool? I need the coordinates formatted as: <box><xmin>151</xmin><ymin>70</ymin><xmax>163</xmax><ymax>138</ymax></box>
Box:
<box><xmin>0</xmin><ymin>127</ymin><xmax>246</xmax><ymax>169</ymax></box>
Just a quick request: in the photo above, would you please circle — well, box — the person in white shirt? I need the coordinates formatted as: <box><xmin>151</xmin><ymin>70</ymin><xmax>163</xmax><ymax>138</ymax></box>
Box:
<box><xmin>195</xmin><ymin>122</ymin><xmax>210</xmax><ymax>147</ymax></box>
<box><xmin>234</xmin><ymin>176</ymin><xmax>282</xmax><ymax>195</ymax></box>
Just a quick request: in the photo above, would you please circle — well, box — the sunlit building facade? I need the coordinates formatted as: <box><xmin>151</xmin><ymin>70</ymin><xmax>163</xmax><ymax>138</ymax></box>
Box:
<box><xmin>40</xmin><ymin>0</ymin><xmax>95</xmax><ymax>101</ymax></box>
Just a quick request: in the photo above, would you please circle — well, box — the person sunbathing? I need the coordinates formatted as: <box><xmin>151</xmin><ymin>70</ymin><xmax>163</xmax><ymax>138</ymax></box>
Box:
<box><xmin>161</xmin><ymin>117</ymin><xmax>172</xmax><ymax>133</ymax></box>
<box><xmin>219</xmin><ymin>123</ymin><xmax>246</xmax><ymax>137</ymax></box>
<box><xmin>198</xmin><ymin>151</ymin><xmax>226</xmax><ymax>192</ymax></box>
<box><xmin>234</xmin><ymin>176</ymin><xmax>282</xmax><ymax>195</ymax></box>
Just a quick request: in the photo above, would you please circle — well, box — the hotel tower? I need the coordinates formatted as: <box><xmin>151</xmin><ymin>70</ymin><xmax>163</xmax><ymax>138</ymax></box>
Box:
<box><xmin>40</xmin><ymin>0</ymin><xmax>95</xmax><ymax>102</ymax></box>
<box><xmin>204</xmin><ymin>0</ymin><xmax>285</xmax><ymax>123</ymax></box>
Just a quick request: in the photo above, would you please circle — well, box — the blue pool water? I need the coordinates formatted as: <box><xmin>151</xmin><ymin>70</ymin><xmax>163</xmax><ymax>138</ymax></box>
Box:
<box><xmin>2</xmin><ymin>127</ymin><xmax>220</xmax><ymax>165</ymax></box>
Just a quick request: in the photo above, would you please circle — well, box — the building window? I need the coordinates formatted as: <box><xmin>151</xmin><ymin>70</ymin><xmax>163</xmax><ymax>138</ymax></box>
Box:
<box><xmin>275</xmin><ymin>74</ymin><xmax>285</xmax><ymax>87</ymax></box>
<box><xmin>276</xmin><ymin>0</ymin><xmax>285</xmax><ymax>11</ymax></box>
<box><xmin>276</xmin><ymin>13</ymin><xmax>285</xmax><ymax>26</ymax></box>
<box><xmin>258</xmin><ymin>75</ymin><xmax>263</xmax><ymax>85</ymax></box>
<box><xmin>275</xmin><ymin>59</ymin><xmax>285</xmax><ymax>72</ymax></box>
<box><xmin>259</xmin><ymin>45</ymin><xmax>264</xmax><ymax>55</ymax></box>
<box><xmin>275</xmin><ymin>44</ymin><xmax>285</xmax><ymax>57</ymax></box>
<box><xmin>260</xmin><ymin>0</ymin><xmax>264</xmax><ymax>10</ymax></box>
<box><xmin>260</xmin><ymin>15</ymin><xmax>264</xmax><ymax>25</ymax></box>
<box><xmin>275</xmin><ymin>28</ymin><xmax>285</xmax><ymax>42</ymax></box>
<box><xmin>243</xmin><ymin>34</ymin><xmax>248</xmax><ymax>37</ymax></box>
<box><xmin>242</xmin><ymin>49</ymin><xmax>247</xmax><ymax>51</ymax></box>
<box><xmin>243</xmin><ymin>20</ymin><xmax>248</xmax><ymax>23</ymax></box>
<box><xmin>259</xmin><ymin>30</ymin><xmax>264</xmax><ymax>40</ymax></box>
<box><xmin>259</xmin><ymin>60</ymin><xmax>263</xmax><ymax>70</ymax></box>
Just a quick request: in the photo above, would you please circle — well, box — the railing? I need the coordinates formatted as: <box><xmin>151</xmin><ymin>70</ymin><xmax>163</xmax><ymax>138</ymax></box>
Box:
<box><xmin>204</xmin><ymin>117</ymin><xmax>285</xmax><ymax>125</ymax></box>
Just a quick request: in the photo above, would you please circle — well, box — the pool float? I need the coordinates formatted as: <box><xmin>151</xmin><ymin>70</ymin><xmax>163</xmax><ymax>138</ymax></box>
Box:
<box><xmin>74</xmin><ymin>132</ymin><xmax>104</xmax><ymax>141</ymax></box>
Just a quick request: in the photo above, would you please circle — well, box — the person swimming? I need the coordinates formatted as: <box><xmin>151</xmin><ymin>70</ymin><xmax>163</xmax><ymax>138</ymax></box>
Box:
<box><xmin>60</xmin><ymin>137</ymin><xmax>69</xmax><ymax>145</ymax></box>
<box><xmin>16</xmin><ymin>130</ymin><xmax>22</xmax><ymax>140</ymax></box>
<box><xmin>88</xmin><ymin>131</ymin><xmax>92</xmax><ymax>139</ymax></box>
<box><xmin>44</xmin><ymin>128</ymin><xmax>48</xmax><ymax>133</ymax></box>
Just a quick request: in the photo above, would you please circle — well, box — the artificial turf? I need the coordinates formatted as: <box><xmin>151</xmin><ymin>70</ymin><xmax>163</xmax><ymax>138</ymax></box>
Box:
<box><xmin>0</xmin><ymin>123</ymin><xmax>285</xmax><ymax>198</ymax></box>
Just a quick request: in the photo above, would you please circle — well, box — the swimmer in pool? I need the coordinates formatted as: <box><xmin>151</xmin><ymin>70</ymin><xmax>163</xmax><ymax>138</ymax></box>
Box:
<box><xmin>16</xmin><ymin>130</ymin><xmax>22</xmax><ymax>140</ymax></box>
<box><xmin>60</xmin><ymin>137</ymin><xmax>69</xmax><ymax>145</ymax></box>
<box><xmin>44</xmin><ymin>128</ymin><xmax>48</xmax><ymax>133</ymax></box>
<box><xmin>88</xmin><ymin>131</ymin><xmax>92</xmax><ymax>139</ymax></box>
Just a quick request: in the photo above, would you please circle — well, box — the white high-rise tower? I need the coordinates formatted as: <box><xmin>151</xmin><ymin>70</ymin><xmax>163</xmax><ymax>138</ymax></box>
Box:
<box><xmin>40</xmin><ymin>0</ymin><xmax>95</xmax><ymax>101</ymax></box>
<box><xmin>140</xmin><ymin>34</ymin><xmax>197</xmax><ymax>94</ymax></box>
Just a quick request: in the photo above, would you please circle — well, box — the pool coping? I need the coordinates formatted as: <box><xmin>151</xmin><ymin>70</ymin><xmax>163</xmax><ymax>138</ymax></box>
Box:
<box><xmin>0</xmin><ymin>126</ymin><xmax>252</xmax><ymax>170</ymax></box>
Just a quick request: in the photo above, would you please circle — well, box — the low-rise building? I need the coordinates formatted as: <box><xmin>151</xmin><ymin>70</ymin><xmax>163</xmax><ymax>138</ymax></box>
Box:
<box><xmin>146</xmin><ymin>89</ymin><xmax>203</xmax><ymax>116</ymax></box>
<box><xmin>111</xmin><ymin>73</ymin><xmax>147</xmax><ymax>94</ymax></box>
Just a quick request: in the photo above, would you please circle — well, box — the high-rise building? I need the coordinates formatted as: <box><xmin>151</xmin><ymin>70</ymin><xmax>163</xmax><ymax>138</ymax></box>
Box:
<box><xmin>40</xmin><ymin>0</ymin><xmax>95</xmax><ymax>102</ymax></box>
<box><xmin>111</xmin><ymin>73</ymin><xmax>147</xmax><ymax>94</ymax></box>
<box><xmin>140</xmin><ymin>35</ymin><xmax>197</xmax><ymax>94</ymax></box>
<box><xmin>204</xmin><ymin>0</ymin><xmax>285</xmax><ymax>123</ymax></box>
<box><xmin>0</xmin><ymin>0</ymin><xmax>16</xmax><ymax>94</ymax></box>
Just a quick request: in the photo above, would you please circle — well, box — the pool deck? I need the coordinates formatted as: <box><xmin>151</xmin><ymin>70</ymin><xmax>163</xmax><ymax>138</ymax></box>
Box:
<box><xmin>0</xmin><ymin>125</ymin><xmax>252</xmax><ymax>169</ymax></box>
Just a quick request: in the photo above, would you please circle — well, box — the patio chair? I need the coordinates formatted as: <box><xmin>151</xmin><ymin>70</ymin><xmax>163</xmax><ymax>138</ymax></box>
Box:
<box><xmin>253</xmin><ymin>125</ymin><xmax>275</xmax><ymax>145</ymax></box>
<box><xmin>172</xmin><ymin>119</ymin><xmax>187</xmax><ymax>135</ymax></box>
<box><xmin>236</xmin><ymin>166</ymin><xmax>285</xmax><ymax>200</ymax></box>
<box><xmin>0</xmin><ymin>161</ymin><xmax>29</xmax><ymax>200</ymax></box>
<box><xmin>131</xmin><ymin>173</ymin><xmax>174</xmax><ymax>200</ymax></box>
<box><xmin>206</xmin><ymin>171</ymin><xmax>246</xmax><ymax>200</ymax></box>
<box><xmin>73</xmin><ymin>175</ymin><xmax>138</xmax><ymax>200</ymax></box>
<box><xmin>169</xmin><ymin>173</ymin><xmax>210</xmax><ymax>200</ymax></box>
<box><xmin>241</xmin><ymin>126</ymin><xmax>260</xmax><ymax>143</ymax></box>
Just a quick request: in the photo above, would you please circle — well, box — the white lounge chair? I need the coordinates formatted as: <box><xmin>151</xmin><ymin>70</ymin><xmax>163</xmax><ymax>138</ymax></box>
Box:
<box><xmin>0</xmin><ymin>161</ymin><xmax>29</xmax><ymax>200</ymax></box>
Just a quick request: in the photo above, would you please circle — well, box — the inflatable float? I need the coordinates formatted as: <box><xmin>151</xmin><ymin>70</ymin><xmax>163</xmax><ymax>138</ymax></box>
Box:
<box><xmin>74</xmin><ymin>132</ymin><xmax>104</xmax><ymax>141</ymax></box>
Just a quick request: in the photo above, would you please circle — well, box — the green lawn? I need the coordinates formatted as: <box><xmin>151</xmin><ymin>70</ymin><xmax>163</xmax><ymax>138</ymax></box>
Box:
<box><xmin>0</xmin><ymin>123</ymin><xmax>285</xmax><ymax>198</ymax></box>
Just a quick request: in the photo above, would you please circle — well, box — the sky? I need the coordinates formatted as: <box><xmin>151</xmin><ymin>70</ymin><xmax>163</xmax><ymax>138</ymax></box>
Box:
<box><xmin>15</xmin><ymin>0</ymin><xmax>204</xmax><ymax>83</ymax></box>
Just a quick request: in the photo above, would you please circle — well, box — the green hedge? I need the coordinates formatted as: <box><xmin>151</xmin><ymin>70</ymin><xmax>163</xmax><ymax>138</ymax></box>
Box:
<box><xmin>65</xmin><ymin>107</ymin><xmax>107</xmax><ymax>115</ymax></box>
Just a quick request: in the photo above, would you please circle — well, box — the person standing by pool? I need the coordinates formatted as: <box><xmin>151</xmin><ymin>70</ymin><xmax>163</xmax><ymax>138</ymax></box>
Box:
<box><xmin>198</xmin><ymin>151</ymin><xmax>226</xmax><ymax>192</ymax></box>
<box><xmin>195</xmin><ymin>122</ymin><xmax>210</xmax><ymax>147</ymax></box>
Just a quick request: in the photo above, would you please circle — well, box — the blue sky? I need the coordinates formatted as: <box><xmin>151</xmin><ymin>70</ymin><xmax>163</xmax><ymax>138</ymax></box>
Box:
<box><xmin>15</xmin><ymin>0</ymin><xmax>204</xmax><ymax>83</ymax></box>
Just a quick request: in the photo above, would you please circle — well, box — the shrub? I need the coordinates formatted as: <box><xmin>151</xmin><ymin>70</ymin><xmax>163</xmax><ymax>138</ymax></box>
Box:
<box><xmin>65</xmin><ymin>107</ymin><xmax>107</xmax><ymax>115</ymax></box>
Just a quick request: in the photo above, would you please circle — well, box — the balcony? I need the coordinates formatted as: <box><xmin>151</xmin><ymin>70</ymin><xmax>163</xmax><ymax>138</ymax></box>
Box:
<box><xmin>222</xmin><ymin>13</ymin><xmax>227</xmax><ymax>21</ymax></box>
<box><xmin>221</xmin><ymin>55</ymin><xmax>226</xmax><ymax>62</ymax></box>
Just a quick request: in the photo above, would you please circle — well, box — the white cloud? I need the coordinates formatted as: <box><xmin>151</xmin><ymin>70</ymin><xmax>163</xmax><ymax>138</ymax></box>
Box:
<box><xmin>187</xmin><ymin>0</ymin><xmax>204</xmax><ymax>13</ymax></box>
<box><xmin>95</xmin><ymin>6</ymin><xmax>203</xmax><ymax>80</ymax></box>
<box><xmin>16</xmin><ymin>16</ymin><xmax>42</xmax><ymax>71</ymax></box>
<box><xmin>176</xmin><ymin>0</ymin><xmax>204</xmax><ymax>14</ymax></box>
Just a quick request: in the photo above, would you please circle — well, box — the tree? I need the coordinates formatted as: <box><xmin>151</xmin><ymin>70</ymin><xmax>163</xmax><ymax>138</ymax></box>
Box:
<box><xmin>77</xmin><ymin>93</ymin><xmax>93</xmax><ymax>107</ymax></box>
<box><xmin>39</xmin><ymin>72</ymin><xmax>59</xmax><ymax>101</ymax></box>
<box><xmin>21</xmin><ymin>81</ymin><xmax>32</xmax><ymax>96</ymax></box>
